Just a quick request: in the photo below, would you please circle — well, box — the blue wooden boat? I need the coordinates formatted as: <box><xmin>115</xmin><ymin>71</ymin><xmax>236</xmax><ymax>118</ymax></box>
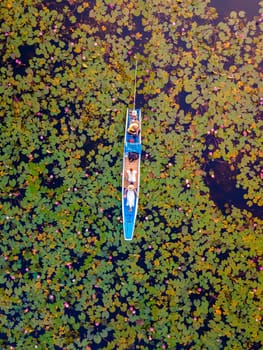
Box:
<box><xmin>122</xmin><ymin>108</ymin><xmax>142</xmax><ymax>240</ymax></box>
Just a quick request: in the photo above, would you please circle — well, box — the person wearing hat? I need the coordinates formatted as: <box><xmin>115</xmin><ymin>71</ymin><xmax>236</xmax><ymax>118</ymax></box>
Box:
<box><xmin>128</xmin><ymin>120</ymin><xmax>140</xmax><ymax>135</ymax></box>
<box><xmin>124</xmin><ymin>183</ymin><xmax>137</xmax><ymax>211</ymax></box>
<box><xmin>128</xmin><ymin>110</ymin><xmax>140</xmax><ymax>135</ymax></box>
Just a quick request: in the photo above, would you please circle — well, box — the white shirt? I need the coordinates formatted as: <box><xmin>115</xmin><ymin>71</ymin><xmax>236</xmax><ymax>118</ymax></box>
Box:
<box><xmin>127</xmin><ymin>169</ymin><xmax>137</xmax><ymax>183</ymax></box>
<box><xmin>127</xmin><ymin>189</ymin><xmax>135</xmax><ymax>209</ymax></box>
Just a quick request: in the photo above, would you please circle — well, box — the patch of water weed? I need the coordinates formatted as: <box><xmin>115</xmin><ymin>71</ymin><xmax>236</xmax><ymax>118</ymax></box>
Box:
<box><xmin>0</xmin><ymin>0</ymin><xmax>262</xmax><ymax>349</ymax></box>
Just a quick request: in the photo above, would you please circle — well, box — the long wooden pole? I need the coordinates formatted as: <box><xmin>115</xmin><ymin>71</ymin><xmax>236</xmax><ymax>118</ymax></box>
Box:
<box><xmin>133</xmin><ymin>60</ymin><xmax>138</xmax><ymax>110</ymax></box>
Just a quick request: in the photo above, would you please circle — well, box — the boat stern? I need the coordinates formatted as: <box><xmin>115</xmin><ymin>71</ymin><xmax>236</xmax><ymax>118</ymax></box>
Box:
<box><xmin>124</xmin><ymin>222</ymin><xmax>134</xmax><ymax>241</ymax></box>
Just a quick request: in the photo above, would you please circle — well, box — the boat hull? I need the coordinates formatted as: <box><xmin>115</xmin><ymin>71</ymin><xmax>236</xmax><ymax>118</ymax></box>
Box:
<box><xmin>122</xmin><ymin>108</ymin><xmax>141</xmax><ymax>240</ymax></box>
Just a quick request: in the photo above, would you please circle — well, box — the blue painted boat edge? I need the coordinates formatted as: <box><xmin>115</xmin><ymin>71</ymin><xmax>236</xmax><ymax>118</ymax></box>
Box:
<box><xmin>123</xmin><ymin>193</ymin><xmax>138</xmax><ymax>240</ymax></box>
<box><xmin>124</xmin><ymin>223</ymin><xmax>134</xmax><ymax>240</ymax></box>
<box><xmin>122</xmin><ymin>108</ymin><xmax>141</xmax><ymax>241</ymax></box>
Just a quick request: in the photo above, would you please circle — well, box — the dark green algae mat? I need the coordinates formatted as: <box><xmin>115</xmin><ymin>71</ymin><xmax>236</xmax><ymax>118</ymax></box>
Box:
<box><xmin>0</xmin><ymin>0</ymin><xmax>262</xmax><ymax>349</ymax></box>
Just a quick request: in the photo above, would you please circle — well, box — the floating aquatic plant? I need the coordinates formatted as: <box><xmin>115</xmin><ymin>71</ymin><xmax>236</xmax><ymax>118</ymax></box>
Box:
<box><xmin>0</xmin><ymin>0</ymin><xmax>262</xmax><ymax>349</ymax></box>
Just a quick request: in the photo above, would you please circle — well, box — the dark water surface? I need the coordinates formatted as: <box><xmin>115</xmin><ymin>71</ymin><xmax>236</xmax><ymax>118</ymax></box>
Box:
<box><xmin>1</xmin><ymin>1</ymin><xmax>262</xmax><ymax>349</ymax></box>
<box><xmin>211</xmin><ymin>0</ymin><xmax>260</xmax><ymax>19</ymax></box>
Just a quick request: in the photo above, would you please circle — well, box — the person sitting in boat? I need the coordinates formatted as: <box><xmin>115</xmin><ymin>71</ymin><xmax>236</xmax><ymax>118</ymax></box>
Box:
<box><xmin>127</xmin><ymin>168</ymin><xmax>137</xmax><ymax>183</ymax></box>
<box><xmin>128</xmin><ymin>119</ymin><xmax>140</xmax><ymax>135</ymax></box>
<box><xmin>130</xmin><ymin>110</ymin><xmax>137</xmax><ymax>119</ymax></box>
<box><xmin>124</xmin><ymin>183</ymin><xmax>137</xmax><ymax>212</ymax></box>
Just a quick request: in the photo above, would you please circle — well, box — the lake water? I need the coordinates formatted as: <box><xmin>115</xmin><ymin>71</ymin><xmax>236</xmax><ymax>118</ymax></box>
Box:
<box><xmin>210</xmin><ymin>0</ymin><xmax>261</xmax><ymax>19</ymax></box>
<box><xmin>1</xmin><ymin>1</ymin><xmax>262</xmax><ymax>349</ymax></box>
